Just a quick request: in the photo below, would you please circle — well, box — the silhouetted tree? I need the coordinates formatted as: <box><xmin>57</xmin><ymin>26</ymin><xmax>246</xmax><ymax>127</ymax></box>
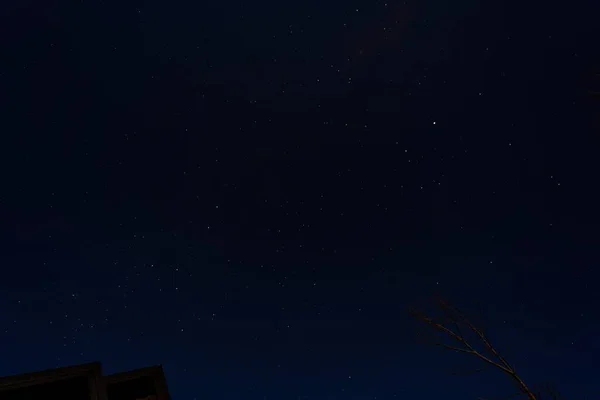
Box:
<box><xmin>408</xmin><ymin>298</ymin><xmax>567</xmax><ymax>400</ymax></box>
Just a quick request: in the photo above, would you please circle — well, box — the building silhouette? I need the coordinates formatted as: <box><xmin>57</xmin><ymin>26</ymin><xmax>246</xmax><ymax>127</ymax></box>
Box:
<box><xmin>0</xmin><ymin>362</ymin><xmax>170</xmax><ymax>400</ymax></box>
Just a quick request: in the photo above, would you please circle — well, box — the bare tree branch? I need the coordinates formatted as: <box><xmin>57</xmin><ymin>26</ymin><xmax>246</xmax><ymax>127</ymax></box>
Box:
<box><xmin>436</xmin><ymin>343</ymin><xmax>475</xmax><ymax>354</ymax></box>
<box><xmin>409</xmin><ymin>299</ymin><xmax>538</xmax><ymax>400</ymax></box>
<box><xmin>409</xmin><ymin>307</ymin><xmax>515</xmax><ymax>376</ymax></box>
<box><xmin>438</xmin><ymin>299</ymin><xmax>515</xmax><ymax>372</ymax></box>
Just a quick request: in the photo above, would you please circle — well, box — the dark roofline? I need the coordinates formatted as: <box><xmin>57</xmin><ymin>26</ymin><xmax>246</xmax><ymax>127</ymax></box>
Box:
<box><xmin>0</xmin><ymin>362</ymin><xmax>103</xmax><ymax>391</ymax></box>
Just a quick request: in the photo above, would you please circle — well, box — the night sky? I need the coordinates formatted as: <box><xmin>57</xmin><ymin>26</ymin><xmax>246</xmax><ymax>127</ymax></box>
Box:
<box><xmin>1</xmin><ymin>0</ymin><xmax>599</xmax><ymax>399</ymax></box>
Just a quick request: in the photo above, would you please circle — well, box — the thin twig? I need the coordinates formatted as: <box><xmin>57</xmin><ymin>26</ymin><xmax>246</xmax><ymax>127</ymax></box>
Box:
<box><xmin>409</xmin><ymin>300</ymin><xmax>539</xmax><ymax>400</ymax></box>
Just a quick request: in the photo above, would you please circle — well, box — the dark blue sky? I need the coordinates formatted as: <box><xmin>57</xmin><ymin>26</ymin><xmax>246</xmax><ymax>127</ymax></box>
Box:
<box><xmin>1</xmin><ymin>0</ymin><xmax>599</xmax><ymax>399</ymax></box>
